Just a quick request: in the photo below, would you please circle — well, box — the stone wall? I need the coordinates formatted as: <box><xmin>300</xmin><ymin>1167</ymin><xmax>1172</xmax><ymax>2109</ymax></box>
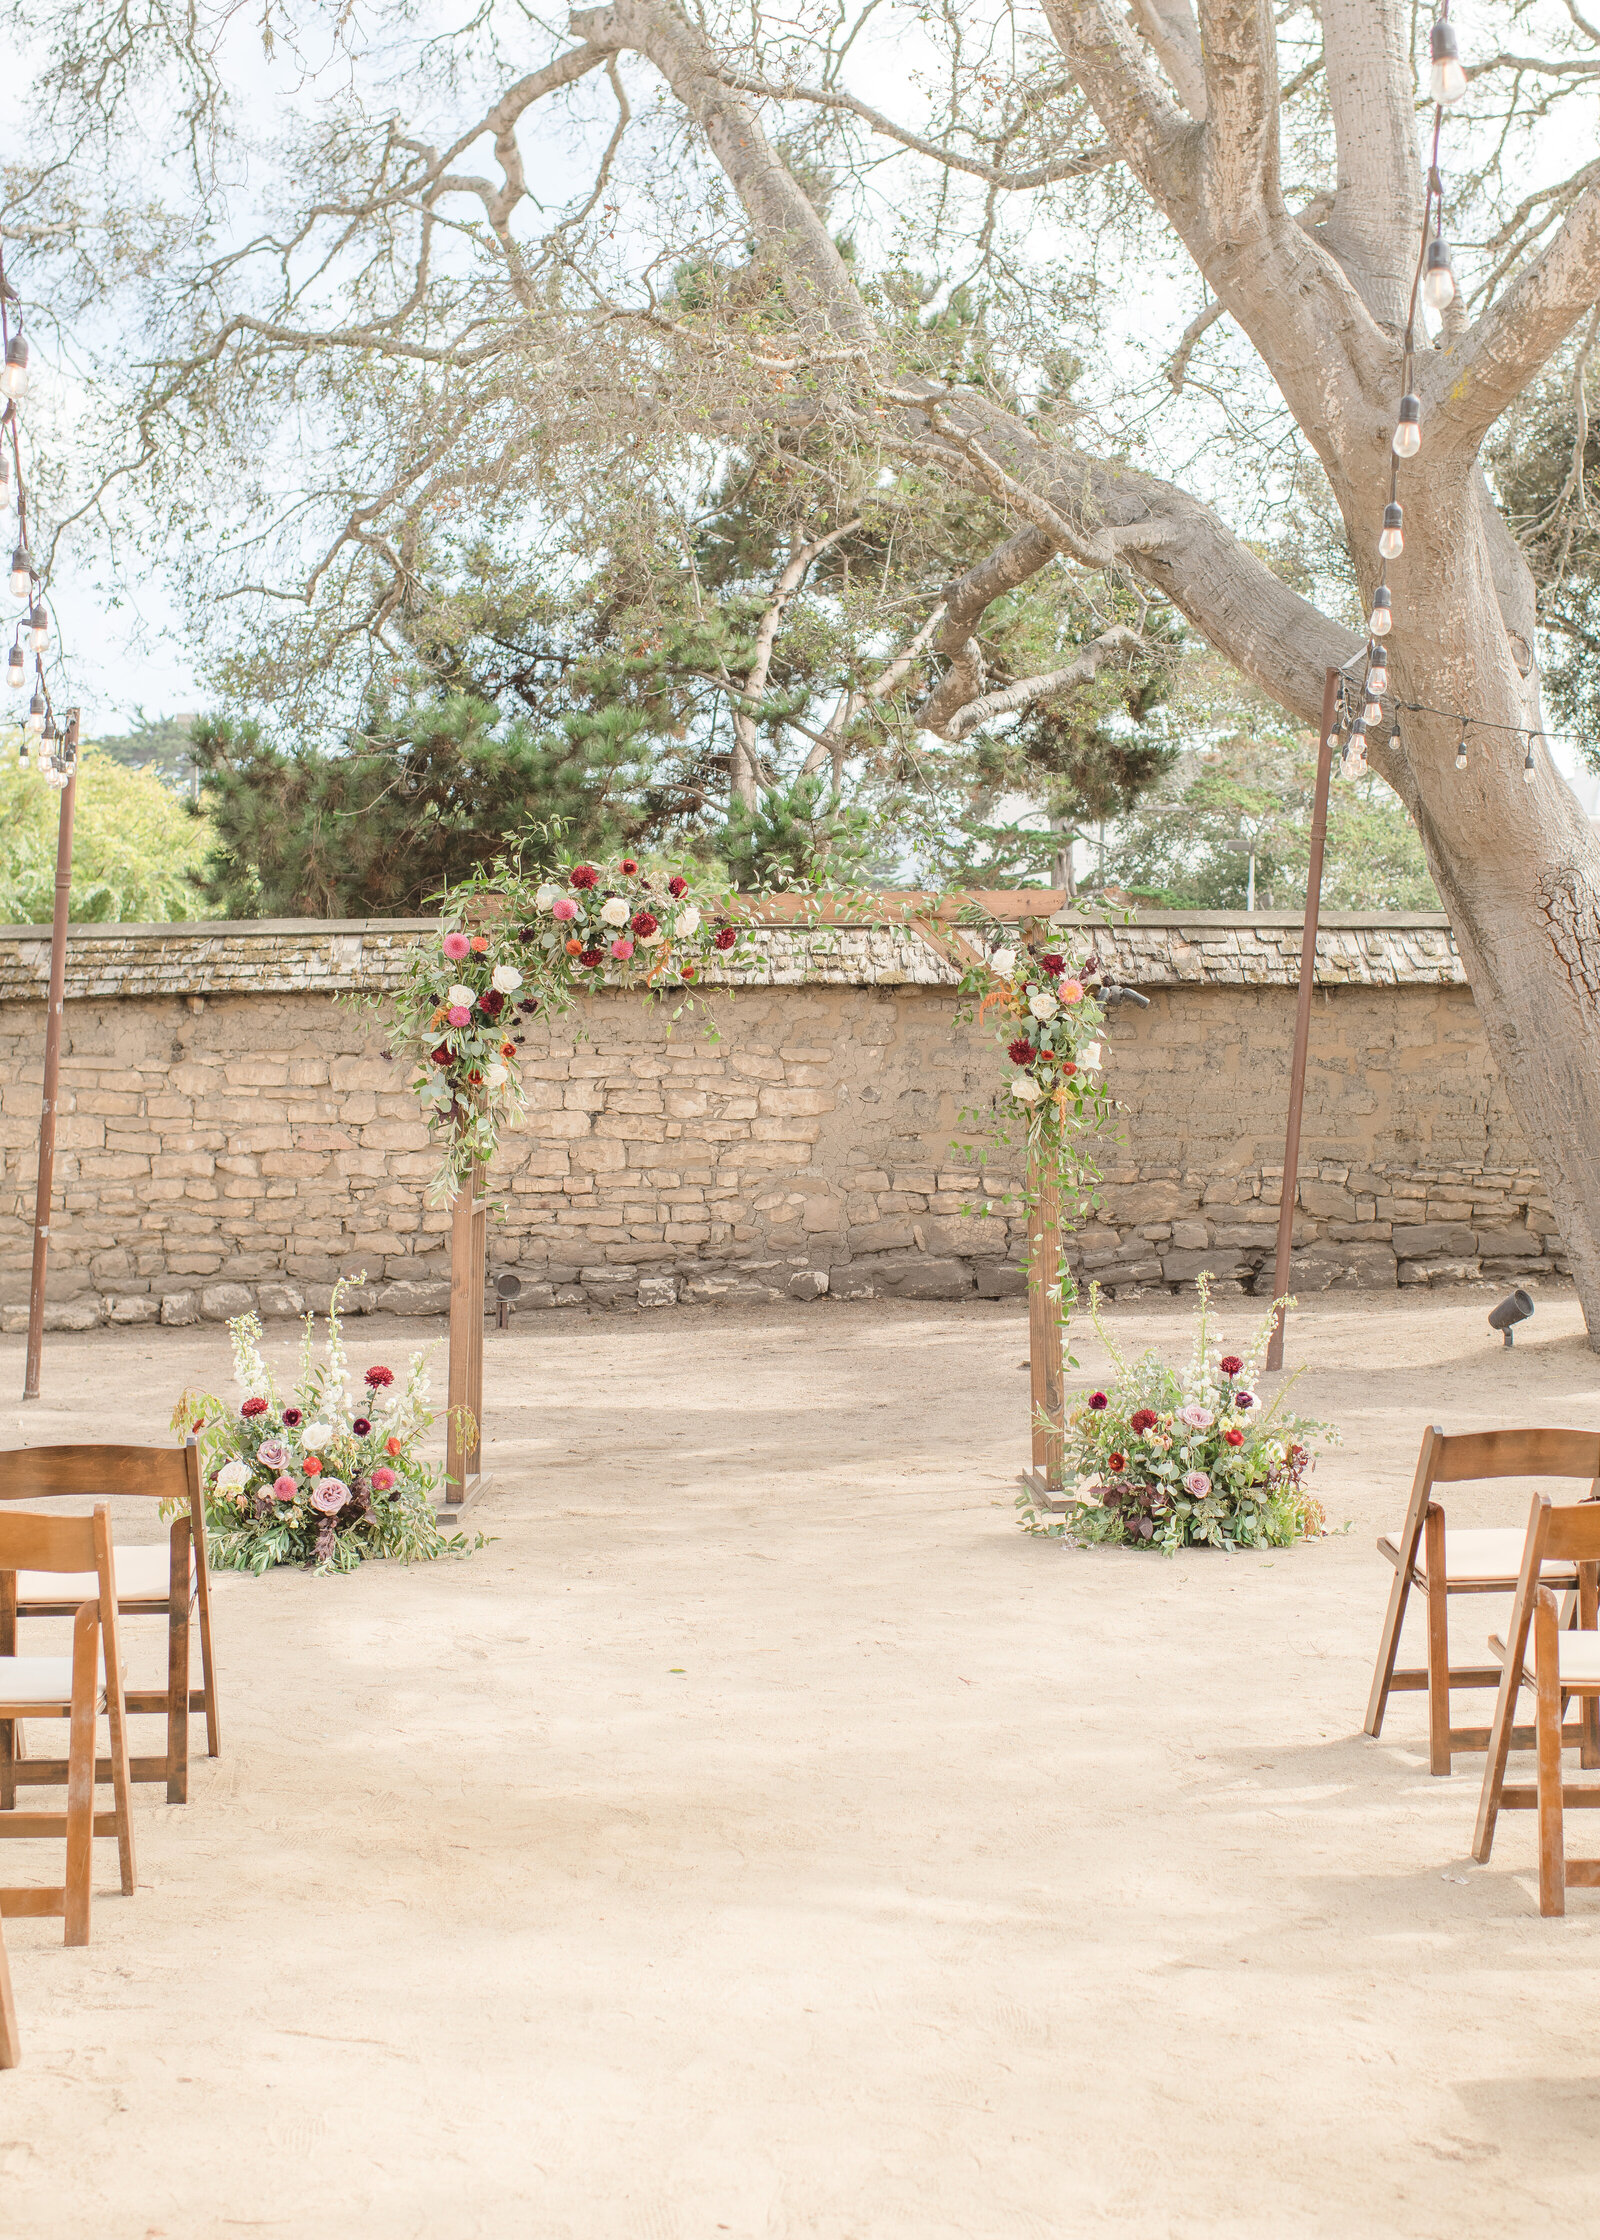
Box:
<box><xmin>0</xmin><ymin>913</ymin><xmax>1564</xmax><ymax>1328</ymax></box>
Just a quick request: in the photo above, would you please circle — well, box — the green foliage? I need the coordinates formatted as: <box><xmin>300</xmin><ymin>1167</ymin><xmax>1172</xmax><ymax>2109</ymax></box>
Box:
<box><xmin>0</xmin><ymin>739</ymin><xmax>211</xmax><ymax>923</ymax></box>
<box><xmin>721</xmin><ymin>774</ymin><xmax>878</xmax><ymax>889</ymax></box>
<box><xmin>1487</xmin><ymin>363</ymin><xmax>1600</xmax><ymax>753</ymax></box>
<box><xmin>94</xmin><ymin>710</ymin><xmax>199</xmax><ymax>793</ymax></box>
<box><xmin>1099</xmin><ymin>732</ymin><xmax>1439</xmax><ymax>912</ymax></box>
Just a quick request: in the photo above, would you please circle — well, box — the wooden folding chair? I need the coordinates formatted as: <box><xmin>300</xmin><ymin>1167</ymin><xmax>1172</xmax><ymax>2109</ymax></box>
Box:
<box><xmin>1472</xmin><ymin>1493</ymin><xmax>1600</xmax><ymax>1912</ymax></box>
<box><xmin>1364</xmin><ymin>1426</ymin><xmax>1600</xmax><ymax>1774</ymax></box>
<box><xmin>0</xmin><ymin>1505</ymin><xmax>136</xmax><ymax>1945</ymax></box>
<box><xmin>0</xmin><ymin>1441</ymin><xmax>219</xmax><ymax>1806</ymax></box>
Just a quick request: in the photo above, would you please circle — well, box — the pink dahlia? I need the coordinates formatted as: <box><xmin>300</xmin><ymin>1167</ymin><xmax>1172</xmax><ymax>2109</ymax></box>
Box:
<box><xmin>610</xmin><ymin>937</ymin><xmax>634</xmax><ymax>960</ymax></box>
<box><xmin>551</xmin><ymin>897</ymin><xmax>578</xmax><ymax>921</ymax></box>
<box><xmin>272</xmin><ymin>1474</ymin><xmax>297</xmax><ymax>1501</ymax></box>
<box><xmin>442</xmin><ymin>931</ymin><xmax>470</xmax><ymax>960</ymax></box>
<box><xmin>370</xmin><ymin>1466</ymin><xmax>396</xmax><ymax>1493</ymax></box>
<box><xmin>447</xmin><ymin>1004</ymin><xmax>471</xmax><ymax>1027</ymax></box>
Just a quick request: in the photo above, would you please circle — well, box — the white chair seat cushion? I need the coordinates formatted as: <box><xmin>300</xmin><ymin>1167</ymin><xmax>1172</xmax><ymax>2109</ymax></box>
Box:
<box><xmin>0</xmin><ymin>1655</ymin><xmax>106</xmax><ymax>1708</ymax></box>
<box><xmin>1379</xmin><ymin>1526</ymin><xmax>1578</xmax><ymax>1587</ymax></box>
<box><xmin>1492</xmin><ymin>1629</ymin><xmax>1600</xmax><ymax>1689</ymax></box>
<box><xmin>16</xmin><ymin>1545</ymin><xmax>181</xmax><ymax>1604</ymax></box>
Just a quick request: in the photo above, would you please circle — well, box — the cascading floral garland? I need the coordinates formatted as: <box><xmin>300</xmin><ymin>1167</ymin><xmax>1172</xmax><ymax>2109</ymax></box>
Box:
<box><xmin>381</xmin><ymin>850</ymin><xmax>755</xmax><ymax>1203</ymax></box>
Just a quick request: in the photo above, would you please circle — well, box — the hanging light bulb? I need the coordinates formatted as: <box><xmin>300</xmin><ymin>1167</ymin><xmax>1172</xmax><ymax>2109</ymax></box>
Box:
<box><xmin>16</xmin><ymin>733</ymin><xmax>28</xmax><ymax>769</ymax></box>
<box><xmin>1369</xmin><ymin>585</ymin><xmax>1392</xmax><ymax>636</ymax></box>
<box><xmin>1524</xmin><ymin>734</ymin><xmax>1539</xmax><ymax>783</ymax></box>
<box><xmin>1367</xmin><ymin>640</ymin><xmax>1389</xmax><ymax>684</ymax></box>
<box><xmin>28</xmin><ymin>600</ymin><xmax>48</xmax><ymax>652</ymax></box>
<box><xmin>9</xmin><ymin>543</ymin><xmax>29</xmax><ymax>600</ymax></box>
<box><xmin>1454</xmin><ymin>719</ymin><xmax>1468</xmax><ymax>771</ymax></box>
<box><xmin>1388</xmin><ymin>718</ymin><xmax>1403</xmax><ymax>758</ymax></box>
<box><xmin>1423</xmin><ymin>237</ymin><xmax>1456</xmax><ymax>312</ymax></box>
<box><xmin>25</xmin><ymin>690</ymin><xmax>43</xmax><ymax>736</ymax></box>
<box><xmin>6</xmin><ymin>639</ymin><xmax>24</xmax><ymax>690</ymax></box>
<box><xmin>1429</xmin><ymin>19</ymin><xmax>1468</xmax><ymax>105</ymax></box>
<box><xmin>0</xmin><ymin>335</ymin><xmax>28</xmax><ymax>403</ymax></box>
<box><xmin>1379</xmin><ymin>502</ymin><xmax>1405</xmax><ymax>560</ymax></box>
<box><xmin>1393</xmin><ymin>395</ymin><xmax>1422</xmax><ymax>458</ymax></box>
<box><xmin>1364</xmin><ymin>697</ymin><xmax>1384</xmax><ymax>725</ymax></box>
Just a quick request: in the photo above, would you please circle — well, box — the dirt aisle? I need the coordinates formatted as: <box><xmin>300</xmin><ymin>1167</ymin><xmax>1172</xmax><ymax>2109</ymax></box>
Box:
<box><xmin>1</xmin><ymin>1288</ymin><xmax>1597</xmax><ymax>2238</ymax></box>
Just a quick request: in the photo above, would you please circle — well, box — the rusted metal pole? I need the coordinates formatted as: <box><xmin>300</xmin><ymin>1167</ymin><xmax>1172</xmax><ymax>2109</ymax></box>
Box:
<box><xmin>1266</xmin><ymin>670</ymin><xmax>1340</xmax><ymax>1374</ymax></box>
<box><xmin>23</xmin><ymin>711</ymin><xmax>80</xmax><ymax>1401</ymax></box>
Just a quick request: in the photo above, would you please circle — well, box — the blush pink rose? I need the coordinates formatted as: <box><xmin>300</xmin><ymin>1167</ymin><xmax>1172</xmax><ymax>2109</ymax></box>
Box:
<box><xmin>447</xmin><ymin>1005</ymin><xmax>471</xmax><ymax>1027</ymax></box>
<box><xmin>442</xmin><ymin>931</ymin><xmax>470</xmax><ymax>959</ymax></box>
<box><xmin>551</xmin><ymin>898</ymin><xmax>578</xmax><ymax>921</ymax></box>
<box><xmin>609</xmin><ymin>937</ymin><xmax>634</xmax><ymax>960</ymax></box>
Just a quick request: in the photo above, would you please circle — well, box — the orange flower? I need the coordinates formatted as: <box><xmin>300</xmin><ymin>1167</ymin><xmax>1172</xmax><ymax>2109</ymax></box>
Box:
<box><xmin>386</xmin><ymin>1435</ymin><xmax>403</xmax><ymax>1457</ymax></box>
<box><xmin>303</xmin><ymin>1454</ymin><xmax>322</xmax><ymax>1476</ymax></box>
<box><xmin>564</xmin><ymin>937</ymin><xmax>581</xmax><ymax>955</ymax></box>
<box><xmin>501</xmin><ymin>1039</ymin><xmax>516</xmax><ymax>1058</ymax></box>
<box><xmin>469</xmin><ymin>934</ymin><xmax>489</xmax><ymax>953</ymax></box>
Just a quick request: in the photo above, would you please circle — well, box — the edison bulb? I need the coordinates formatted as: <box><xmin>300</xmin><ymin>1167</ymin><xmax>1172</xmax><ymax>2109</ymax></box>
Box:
<box><xmin>1422</xmin><ymin>238</ymin><xmax>1456</xmax><ymax>311</ymax></box>
<box><xmin>1393</xmin><ymin>395</ymin><xmax>1422</xmax><ymax>459</ymax></box>
<box><xmin>1429</xmin><ymin>21</ymin><xmax>1467</xmax><ymax>105</ymax></box>
<box><xmin>1379</xmin><ymin>502</ymin><xmax>1404</xmax><ymax>559</ymax></box>
<box><xmin>1369</xmin><ymin>587</ymin><xmax>1392</xmax><ymax>637</ymax></box>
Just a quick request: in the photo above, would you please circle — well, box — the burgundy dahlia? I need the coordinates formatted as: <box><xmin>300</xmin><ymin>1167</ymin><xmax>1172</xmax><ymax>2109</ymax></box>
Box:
<box><xmin>1219</xmin><ymin>1354</ymin><xmax>1244</xmax><ymax>1376</ymax></box>
<box><xmin>713</xmin><ymin>926</ymin><xmax>737</xmax><ymax>951</ymax></box>
<box><xmin>631</xmin><ymin>910</ymin><xmax>659</xmax><ymax>938</ymax></box>
<box><xmin>667</xmin><ymin>875</ymin><xmax>688</xmax><ymax>898</ymax></box>
<box><xmin>1040</xmin><ymin>953</ymin><xmax>1065</xmax><ymax>978</ymax></box>
<box><xmin>352</xmin><ymin>1417</ymin><xmax>371</xmax><ymax>1437</ymax></box>
<box><xmin>241</xmin><ymin>1396</ymin><xmax>268</xmax><ymax>1419</ymax></box>
<box><xmin>364</xmin><ymin>1365</ymin><xmax>395</xmax><ymax>1390</ymax></box>
<box><xmin>579</xmin><ymin>945</ymin><xmax>605</xmax><ymax>968</ymax></box>
<box><xmin>282</xmin><ymin>1407</ymin><xmax>302</xmax><ymax>1428</ymax></box>
<box><xmin>431</xmin><ymin>1044</ymin><xmax>452</xmax><ymax>1066</ymax></box>
<box><xmin>1129</xmin><ymin>1408</ymin><xmax>1157</xmax><ymax>1434</ymax></box>
<box><xmin>1088</xmin><ymin>1391</ymin><xmax>1108</xmax><ymax>1411</ymax></box>
<box><xmin>478</xmin><ymin>987</ymin><xmax>505</xmax><ymax>1018</ymax></box>
<box><xmin>1224</xmin><ymin>1428</ymin><xmax>1245</xmax><ymax>1447</ymax></box>
<box><xmin>568</xmin><ymin>863</ymin><xmax>598</xmax><ymax>890</ymax></box>
<box><xmin>1007</xmin><ymin>1038</ymin><xmax>1036</xmax><ymax>1066</ymax></box>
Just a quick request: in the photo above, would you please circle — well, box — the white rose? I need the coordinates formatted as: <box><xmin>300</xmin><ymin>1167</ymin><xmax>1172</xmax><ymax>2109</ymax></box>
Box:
<box><xmin>1080</xmin><ymin>1041</ymin><xmax>1104</xmax><ymax>1071</ymax></box>
<box><xmin>639</xmin><ymin>930</ymin><xmax>664</xmax><ymax>948</ymax></box>
<box><xmin>302</xmin><ymin>1420</ymin><xmax>332</xmax><ymax>1448</ymax></box>
<box><xmin>1011</xmin><ymin>1075</ymin><xmax>1043</xmax><ymax>1103</ymax></box>
<box><xmin>486</xmin><ymin>1062</ymin><xmax>508</xmax><ymax>1089</ymax></box>
<box><xmin>215</xmin><ymin>1459</ymin><xmax>249</xmax><ymax>1491</ymax></box>
<box><xmin>599</xmin><ymin>897</ymin><xmax>630</xmax><ymax>927</ymax></box>
<box><xmin>490</xmin><ymin>963</ymin><xmax>523</xmax><ymax>994</ymax></box>
<box><xmin>991</xmin><ymin>948</ymin><xmax>1016</xmax><ymax>978</ymax></box>
<box><xmin>675</xmin><ymin>906</ymin><xmax>701</xmax><ymax>937</ymax></box>
<box><xmin>1028</xmin><ymin>991</ymin><xmax>1059</xmax><ymax>1021</ymax></box>
<box><xmin>446</xmin><ymin>984</ymin><xmax>476</xmax><ymax>1009</ymax></box>
<box><xmin>535</xmin><ymin>884</ymin><xmax>559</xmax><ymax>910</ymax></box>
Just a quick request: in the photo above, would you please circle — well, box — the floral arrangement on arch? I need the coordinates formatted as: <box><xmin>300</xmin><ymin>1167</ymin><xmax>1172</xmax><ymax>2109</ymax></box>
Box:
<box><xmin>1018</xmin><ymin>1276</ymin><xmax>1334</xmax><ymax>1552</ymax></box>
<box><xmin>382</xmin><ymin>849</ymin><xmax>754</xmax><ymax>1203</ymax></box>
<box><xmin>172</xmin><ymin>1280</ymin><xmax>476</xmax><ymax>1573</ymax></box>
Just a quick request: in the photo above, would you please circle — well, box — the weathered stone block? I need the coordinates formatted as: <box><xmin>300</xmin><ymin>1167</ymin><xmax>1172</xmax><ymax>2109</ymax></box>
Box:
<box><xmin>852</xmin><ymin>1252</ymin><xmax>973</xmax><ymax>1300</ymax></box>
<box><xmin>257</xmin><ymin>1281</ymin><xmax>308</xmax><ymax>1319</ymax></box>
<box><xmin>1392</xmin><ymin>1223</ymin><xmax>1478</xmax><ymax>1261</ymax></box>
<box><xmin>106</xmin><ymin>1293</ymin><xmax>162</xmax><ymax>1325</ymax></box>
<box><xmin>1287</xmin><ymin>1242</ymin><xmax>1397</xmax><ymax>1291</ymax></box>
<box><xmin>638</xmin><ymin>1275</ymin><xmax>680</xmax><ymax>1307</ymax></box>
<box><xmin>376</xmin><ymin>1279</ymin><xmax>451</xmax><ymax>1316</ymax></box>
<box><xmin>922</xmin><ymin>1215</ymin><xmax>1010</xmax><ymax>1259</ymax></box>
<box><xmin>788</xmin><ymin>1269</ymin><xmax>829</xmax><ymax>1300</ymax></box>
<box><xmin>974</xmin><ymin>1262</ymin><xmax>1028</xmax><ymax>1299</ymax></box>
<box><xmin>200</xmin><ymin>1283</ymin><xmax>255</xmax><ymax>1321</ymax></box>
<box><xmin>1473</xmin><ymin>1225</ymin><xmax>1542</xmax><ymax>1261</ymax></box>
<box><xmin>160</xmin><ymin>1291</ymin><xmax>199</xmax><ymax>1326</ymax></box>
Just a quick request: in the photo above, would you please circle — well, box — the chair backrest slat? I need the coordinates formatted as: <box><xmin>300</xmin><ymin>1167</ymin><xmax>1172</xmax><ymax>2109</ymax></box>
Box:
<box><xmin>1428</xmin><ymin>1428</ymin><xmax>1600</xmax><ymax>1484</ymax></box>
<box><xmin>0</xmin><ymin>1444</ymin><xmax>192</xmax><ymax>1503</ymax></box>
<box><xmin>1535</xmin><ymin>1503</ymin><xmax>1600</xmax><ymax>1563</ymax></box>
<box><xmin>0</xmin><ymin>1507</ymin><xmax>102</xmax><ymax>1573</ymax></box>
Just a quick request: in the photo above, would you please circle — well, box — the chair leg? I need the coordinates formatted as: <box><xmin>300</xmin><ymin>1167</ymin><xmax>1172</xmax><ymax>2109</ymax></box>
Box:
<box><xmin>166</xmin><ymin>1519</ymin><xmax>192</xmax><ymax>1805</ymax></box>
<box><xmin>97</xmin><ymin>1596</ymin><xmax>137</xmax><ymax>1898</ymax></box>
<box><xmin>192</xmin><ymin>1535</ymin><xmax>221</xmax><ymax>1761</ymax></box>
<box><xmin>1579</xmin><ymin>1564</ymin><xmax>1600</xmax><ymax>1771</ymax></box>
<box><xmin>0</xmin><ymin>1574</ymin><xmax>13</xmax><ymax>1812</ymax></box>
<box><xmin>1424</xmin><ymin>1505</ymin><xmax>1451</xmax><ymax>1775</ymax></box>
<box><xmin>0</xmin><ymin>1917</ymin><xmax>18</xmax><ymax>2069</ymax></box>
<box><xmin>1535</xmin><ymin>1591</ymin><xmax>1566</xmax><ymax>1917</ymax></box>
<box><xmin>63</xmin><ymin>1607</ymin><xmax>98</xmax><ymax>1947</ymax></box>
<box><xmin>1364</xmin><ymin>1546</ymin><xmax>1414</xmax><ymax>1740</ymax></box>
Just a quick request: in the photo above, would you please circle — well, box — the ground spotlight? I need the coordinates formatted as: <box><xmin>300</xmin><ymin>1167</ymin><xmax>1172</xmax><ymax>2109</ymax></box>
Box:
<box><xmin>495</xmin><ymin>1270</ymin><xmax>522</xmax><ymax>1329</ymax></box>
<box><xmin>1488</xmin><ymin>1289</ymin><xmax>1535</xmax><ymax>1348</ymax></box>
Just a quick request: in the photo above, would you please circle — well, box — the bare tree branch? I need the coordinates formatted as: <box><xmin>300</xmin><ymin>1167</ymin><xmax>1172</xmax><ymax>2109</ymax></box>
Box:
<box><xmin>937</xmin><ymin>624</ymin><xmax>1146</xmax><ymax>739</ymax></box>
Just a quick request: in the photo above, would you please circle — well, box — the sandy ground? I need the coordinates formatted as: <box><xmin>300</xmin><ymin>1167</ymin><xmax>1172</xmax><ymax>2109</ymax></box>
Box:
<box><xmin>2</xmin><ymin>1285</ymin><xmax>1599</xmax><ymax>2239</ymax></box>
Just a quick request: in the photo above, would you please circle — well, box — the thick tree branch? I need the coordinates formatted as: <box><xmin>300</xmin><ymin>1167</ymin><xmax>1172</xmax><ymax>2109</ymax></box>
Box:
<box><xmin>1427</xmin><ymin>173</ymin><xmax>1600</xmax><ymax>451</ymax></box>
<box><xmin>1039</xmin><ymin>0</ymin><xmax>1198</xmax><ymax>218</ymax></box>
<box><xmin>1317</xmin><ymin>0</ymin><xmax>1423</xmax><ymax>332</ymax></box>
<box><xmin>1193</xmin><ymin>0</ymin><xmax>1280</xmax><ymax>234</ymax></box>
<box><xmin>937</xmin><ymin>626</ymin><xmax>1146</xmax><ymax>740</ymax></box>
<box><xmin>1127</xmin><ymin>0</ymin><xmax>1207</xmax><ymax>118</ymax></box>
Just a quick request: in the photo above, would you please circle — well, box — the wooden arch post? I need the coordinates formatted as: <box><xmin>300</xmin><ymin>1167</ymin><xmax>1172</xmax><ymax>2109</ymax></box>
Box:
<box><xmin>442</xmin><ymin>1161</ymin><xmax>488</xmax><ymax>1513</ymax></box>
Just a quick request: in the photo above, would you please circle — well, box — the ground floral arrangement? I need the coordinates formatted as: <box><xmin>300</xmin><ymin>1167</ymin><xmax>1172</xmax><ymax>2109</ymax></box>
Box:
<box><xmin>174</xmin><ymin>1283</ymin><xmax>476</xmax><ymax>1573</ymax></box>
<box><xmin>382</xmin><ymin>847</ymin><xmax>755</xmax><ymax>1202</ymax></box>
<box><xmin>1018</xmin><ymin>1278</ymin><xmax>1334</xmax><ymax>1552</ymax></box>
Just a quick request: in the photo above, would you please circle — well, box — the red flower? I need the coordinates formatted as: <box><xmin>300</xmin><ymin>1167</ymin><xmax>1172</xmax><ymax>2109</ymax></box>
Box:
<box><xmin>668</xmin><ymin>875</ymin><xmax>688</xmax><ymax>898</ymax></box>
<box><xmin>1088</xmin><ymin>1391</ymin><xmax>1108</xmax><ymax>1411</ymax></box>
<box><xmin>1061</xmin><ymin>1061</ymin><xmax>1077</xmax><ymax>1076</ymax></box>
<box><xmin>478</xmin><ymin>987</ymin><xmax>505</xmax><ymax>1018</ymax></box>
<box><xmin>579</xmin><ymin>946</ymin><xmax>605</xmax><ymax>967</ymax></box>
<box><xmin>385</xmin><ymin>1435</ymin><xmax>403</xmax><ymax>1457</ymax></box>
<box><xmin>569</xmin><ymin>864</ymin><xmax>598</xmax><ymax>890</ymax></box>
<box><xmin>1129</xmin><ymin>1408</ymin><xmax>1157</xmax><ymax>1433</ymax></box>
<box><xmin>365</xmin><ymin>1366</ymin><xmax>395</xmax><ymax>1389</ymax></box>
<box><xmin>620</xmin><ymin>858</ymin><xmax>639</xmax><ymax>875</ymax></box>
<box><xmin>631</xmin><ymin>910</ymin><xmax>659</xmax><ymax>937</ymax></box>
<box><xmin>1041</xmin><ymin>953</ymin><xmax>1065</xmax><ymax>977</ymax></box>
<box><xmin>282</xmin><ymin>1408</ymin><xmax>302</xmax><ymax>1428</ymax></box>
<box><xmin>352</xmin><ymin>1417</ymin><xmax>371</xmax><ymax>1437</ymax></box>
<box><xmin>469</xmin><ymin>934</ymin><xmax>489</xmax><ymax>953</ymax></box>
<box><xmin>1008</xmin><ymin>1038</ymin><xmax>1037</xmax><ymax>1065</ymax></box>
<box><xmin>241</xmin><ymin>1397</ymin><xmax>268</xmax><ymax>1419</ymax></box>
<box><xmin>681</xmin><ymin>965</ymin><xmax>698</xmax><ymax>983</ymax></box>
<box><xmin>1219</xmin><ymin>1354</ymin><xmax>1244</xmax><ymax>1376</ymax></box>
<box><xmin>713</xmin><ymin>927</ymin><xmax>738</xmax><ymax>951</ymax></box>
<box><xmin>1108</xmin><ymin>1451</ymin><xmax>1126</xmax><ymax>1472</ymax></box>
<box><xmin>431</xmin><ymin>1044</ymin><xmax>452</xmax><ymax>1066</ymax></box>
<box><xmin>1224</xmin><ymin>1428</ymin><xmax>1245</xmax><ymax>1447</ymax></box>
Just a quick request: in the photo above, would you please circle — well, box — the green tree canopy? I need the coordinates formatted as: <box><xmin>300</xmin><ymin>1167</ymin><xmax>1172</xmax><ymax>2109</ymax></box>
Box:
<box><xmin>0</xmin><ymin>741</ymin><xmax>211</xmax><ymax>924</ymax></box>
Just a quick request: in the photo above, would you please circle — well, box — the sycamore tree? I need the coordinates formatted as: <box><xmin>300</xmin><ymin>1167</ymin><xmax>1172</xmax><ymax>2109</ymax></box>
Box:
<box><xmin>8</xmin><ymin>0</ymin><xmax>1600</xmax><ymax>1326</ymax></box>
